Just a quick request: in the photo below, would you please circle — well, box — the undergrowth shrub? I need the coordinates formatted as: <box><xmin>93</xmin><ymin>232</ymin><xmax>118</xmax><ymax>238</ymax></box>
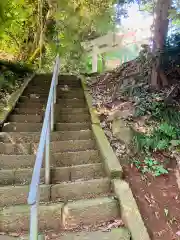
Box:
<box><xmin>133</xmin><ymin>157</ymin><xmax>168</xmax><ymax>176</ymax></box>
<box><xmin>134</xmin><ymin>122</ymin><xmax>180</xmax><ymax>153</ymax></box>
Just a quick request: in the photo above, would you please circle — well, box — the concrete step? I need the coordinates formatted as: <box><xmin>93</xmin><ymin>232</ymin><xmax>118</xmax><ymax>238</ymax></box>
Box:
<box><xmin>56</xmin><ymin>122</ymin><xmax>90</xmax><ymax>131</ymax></box>
<box><xmin>0</xmin><ymin>140</ymin><xmax>96</xmax><ymax>155</ymax></box>
<box><xmin>13</xmin><ymin>107</ymin><xmax>44</xmax><ymax>114</ymax></box>
<box><xmin>0</xmin><ymin>197</ymin><xmax>119</xmax><ymax>232</ymax></box>
<box><xmin>21</xmin><ymin>94</ymin><xmax>84</xmax><ymax>101</ymax></box>
<box><xmin>17</xmin><ymin>100</ymin><xmax>86</xmax><ymax>109</ymax></box>
<box><xmin>51</xmin><ymin>178</ymin><xmax>111</xmax><ymax>202</ymax></box>
<box><xmin>0</xmin><ymin>229</ymin><xmax>130</xmax><ymax>240</ymax></box>
<box><xmin>22</xmin><ymin>89</ymin><xmax>84</xmax><ymax>98</ymax></box>
<box><xmin>30</xmin><ymin>74</ymin><xmax>79</xmax><ymax>83</ymax></box>
<box><xmin>0</xmin><ymin>184</ymin><xmax>50</xmax><ymax>207</ymax></box>
<box><xmin>32</xmin><ymin>140</ymin><xmax>96</xmax><ymax>153</ymax></box>
<box><xmin>2</xmin><ymin>122</ymin><xmax>90</xmax><ymax>132</ymax></box>
<box><xmin>2</xmin><ymin>122</ymin><xmax>43</xmax><ymax>132</ymax></box>
<box><xmin>0</xmin><ymin>142</ymin><xmax>31</xmax><ymax>155</ymax></box>
<box><xmin>0</xmin><ymin>229</ymin><xmax>131</xmax><ymax>240</ymax></box>
<box><xmin>53</xmin><ymin>150</ymin><xmax>101</xmax><ymax>167</ymax></box>
<box><xmin>7</xmin><ymin>113</ymin><xmax>90</xmax><ymax>123</ymax></box>
<box><xmin>0</xmin><ymin>150</ymin><xmax>100</xmax><ymax>169</ymax></box>
<box><xmin>51</xmin><ymin>229</ymin><xmax>131</xmax><ymax>240</ymax></box>
<box><xmin>13</xmin><ymin>107</ymin><xmax>88</xmax><ymax>115</ymax></box>
<box><xmin>28</xmin><ymin>81</ymin><xmax>82</xmax><ymax>88</ymax></box>
<box><xmin>0</xmin><ymin>178</ymin><xmax>110</xmax><ymax>207</ymax></box>
<box><xmin>55</xmin><ymin>113</ymin><xmax>90</xmax><ymax>123</ymax></box>
<box><xmin>0</xmin><ymin>130</ymin><xmax>92</xmax><ymax>143</ymax></box>
<box><xmin>8</xmin><ymin>114</ymin><xmax>43</xmax><ymax>123</ymax></box>
<box><xmin>0</xmin><ymin>163</ymin><xmax>105</xmax><ymax>185</ymax></box>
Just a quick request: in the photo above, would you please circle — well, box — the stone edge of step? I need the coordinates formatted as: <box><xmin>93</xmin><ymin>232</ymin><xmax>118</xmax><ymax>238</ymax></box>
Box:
<box><xmin>112</xmin><ymin>179</ymin><xmax>151</xmax><ymax>240</ymax></box>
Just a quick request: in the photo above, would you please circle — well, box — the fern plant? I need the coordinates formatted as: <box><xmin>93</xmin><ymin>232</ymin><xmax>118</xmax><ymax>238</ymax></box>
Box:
<box><xmin>132</xmin><ymin>157</ymin><xmax>168</xmax><ymax>176</ymax></box>
<box><xmin>134</xmin><ymin>122</ymin><xmax>180</xmax><ymax>153</ymax></box>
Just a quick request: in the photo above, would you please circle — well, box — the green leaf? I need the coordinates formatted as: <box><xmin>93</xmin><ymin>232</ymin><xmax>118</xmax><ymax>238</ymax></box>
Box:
<box><xmin>156</xmin><ymin>139</ymin><xmax>169</xmax><ymax>150</ymax></box>
<box><xmin>159</xmin><ymin>123</ymin><xmax>177</xmax><ymax>138</ymax></box>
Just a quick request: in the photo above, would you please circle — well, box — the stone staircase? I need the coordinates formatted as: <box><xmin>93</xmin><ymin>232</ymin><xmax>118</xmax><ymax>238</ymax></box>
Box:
<box><xmin>0</xmin><ymin>75</ymin><xmax>130</xmax><ymax>239</ymax></box>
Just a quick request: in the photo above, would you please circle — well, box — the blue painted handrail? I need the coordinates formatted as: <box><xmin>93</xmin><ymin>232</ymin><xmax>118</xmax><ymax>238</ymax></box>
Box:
<box><xmin>28</xmin><ymin>55</ymin><xmax>60</xmax><ymax>240</ymax></box>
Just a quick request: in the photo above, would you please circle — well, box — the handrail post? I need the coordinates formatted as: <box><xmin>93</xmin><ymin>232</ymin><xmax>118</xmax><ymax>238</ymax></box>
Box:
<box><xmin>51</xmin><ymin>100</ymin><xmax>54</xmax><ymax>131</ymax></box>
<box><xmin>45</xmin><ymin>120</ymin><xmax>50</xmax><ymax>185</ymax></box>
<box><xmin>54</xmin><ymin>82</ymin><xmax>57</xmax><ymax>104</ymax></box>
<box><xmin>29</xmin><ymin>202</ymin><xmax>38</xmax><ymax>240</ymax></box>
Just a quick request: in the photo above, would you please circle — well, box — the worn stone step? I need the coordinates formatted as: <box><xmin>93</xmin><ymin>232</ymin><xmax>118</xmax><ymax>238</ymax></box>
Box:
<box><xmin>3</xmin><ymin>122</ymin><xmax>90</xmax><ymax>132</ymax></box>
<box><xmin>32</xmin><ymin>140</ymin><xmax>96</xmax><ymax>153</ymax></box>
<box><xmin>0</xmin><ymin>140</ymin><xmax>96</xmax><ymax>155</ymax></box>
<box><xmin>13</xmin><ymin>107</ymin><xmax>44</xmax><ymax>114</ymax></box>
<box><xmin>0</xmin><ymin>202</ymin><xmax>64</xmax><ymax>232</ymax></box>
<box><xmin>17</xmin><ymin>100</ymin><xmax>86</xmax><ymax>109</ymax></box>
<box><xmin>56</xmin><ymin>122</ymin><xmax>90</xmax><ymax>131</ymax></box>
<box><xmin>13</xmin><ymin>107</ymin><xmax>88</xmax><ymax>115</ymax></box>
<box><xmin>0</xmin><ymin>142</ymin><xmax>31</xmax><ymax>155</ymax></box>
<box><xmin>19</xmin><ymin>90</ymin><xmax>84</xmax><ymax>102</ymax></box>
<box><xmin>0</xmin><ymin>230</ymin><xmax>130</xmax><ymax>240</ymax></box>
<box><xmin>0</xmin><ymin>163</ymin><xmax>105</xmax><ymax>185</ymax></box>
<box><xmin>0</xmin><ymin>197</ymin><xmax>119</xmax><ymax>232</ymax></box>
<box><xmin>0</xmin><ymin>178</ymin><xmax>110</xmax><ymax>207</ymax></box>
<box><xmin>55</xmin><ymin>113</ymin><xmax>90</xmax><ymax>123</ymax></box>
<box><xmin>53</xmin><ymin>229</ymin><xmax>131</xmax><ymax>240</ymax></box>
<box><xmin>2</xmin><ymin>122</ymin><xmax>43</xmax><ymax>132</ymax></box>
<box><xmin>28</xmin><ymin>81</ymin><xmax>82</xmax><ymax>88</ymax></box>
<box><xmin>7</xmin><ymin>113</ymin><xmax>90</xmax><ymax>123</ymax></box>
<box><xmin>0</xmin><ymin>184</ymin><xmax>50</xmax><ymax>207</ymax></box>
<box><xmin>0</xmin><ymin>130</ymin><xmax>92</xmax><ymax>143</ymax></box>
<box><xmin>0</xmin><ymin>150</ymin><xmax>100</xmax><ymax>169</ymax></box>
<box><xmin>63</xmin><ymin>197</ymin><xmax>119</xmax><ymax>229</ymax></box>
<box><xmin>8</xmin><ymin>114</ymin><xmax>43</xmax><ymax>123</ymax></box>
<box><xmin>20</xmin><ymin>86</ymin><xmax>84</xmax><ymax>96</ymax></box>
<box><xmin>53</xmin><ymin>150</ymin><xmax>100</xmax><ymax>167</ymax></box>
<box><xmin>51</xmin><ymin>178</ymin><xmax>111</xmax><ymax>202</ymax></box>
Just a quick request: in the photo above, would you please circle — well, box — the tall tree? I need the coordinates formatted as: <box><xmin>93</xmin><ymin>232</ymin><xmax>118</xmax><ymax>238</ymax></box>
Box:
<box><xmin>151</xmin><ymin>0</ymin><xmax>172</xmax><ymax>88</ymax></box>
<box><xmin>117</xmin><ymin>0</ymin><xmax>174</xmax><ymax>88</ymax></box>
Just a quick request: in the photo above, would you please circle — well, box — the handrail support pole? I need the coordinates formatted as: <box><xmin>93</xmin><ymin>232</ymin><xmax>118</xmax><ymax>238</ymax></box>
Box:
<box><xmin>45</xmin><ymin>121</ymin><xmax>50</xmax><ymax>185</ymax></box>
<box><xmin>29</xmin><ymin>203</ymin><xmax>38</xmax><ymax>240</ymax></box>
<box><xmin>51</xmin><ymin>100</ymin><xmax>54</xmax><ymax>131</ymax></box>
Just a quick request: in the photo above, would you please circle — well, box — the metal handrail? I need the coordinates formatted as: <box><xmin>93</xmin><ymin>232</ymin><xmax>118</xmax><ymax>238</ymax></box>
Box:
<box><xmin>28</xmin><ymin>55</ymin><xmax>60</xmax><ymax>240</ymax></box>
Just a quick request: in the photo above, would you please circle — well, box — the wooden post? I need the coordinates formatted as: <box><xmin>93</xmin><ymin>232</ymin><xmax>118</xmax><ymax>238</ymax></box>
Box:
<box><xmin>92</xmin><ymin>45</ymin><xmax>98</xmax><ymax>73</ymax></box>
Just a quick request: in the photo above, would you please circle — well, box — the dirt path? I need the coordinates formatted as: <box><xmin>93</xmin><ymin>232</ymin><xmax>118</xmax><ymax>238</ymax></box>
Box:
<box><xmin>122</xmin><ymin>158</ymin><xmax>180</xmax><ymax>240</ymax></box>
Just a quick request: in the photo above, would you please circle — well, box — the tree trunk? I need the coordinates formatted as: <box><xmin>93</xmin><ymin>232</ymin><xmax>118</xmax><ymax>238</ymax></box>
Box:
<box><xmin>151</xmin><ymin>0</ymin><xmax>172</xmax><ymax>88</ymax></box>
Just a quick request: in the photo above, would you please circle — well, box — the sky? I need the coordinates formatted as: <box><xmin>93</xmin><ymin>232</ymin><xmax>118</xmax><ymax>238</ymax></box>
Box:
<box><xmin>121</xmin><ymin>4</ymin><xmax>152</xmax><ymax>29</ymax></box>
<box><xmin>116</xmin><ymin>3</ymin><xmax>153</xmax><ymax>39</ymax></box>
